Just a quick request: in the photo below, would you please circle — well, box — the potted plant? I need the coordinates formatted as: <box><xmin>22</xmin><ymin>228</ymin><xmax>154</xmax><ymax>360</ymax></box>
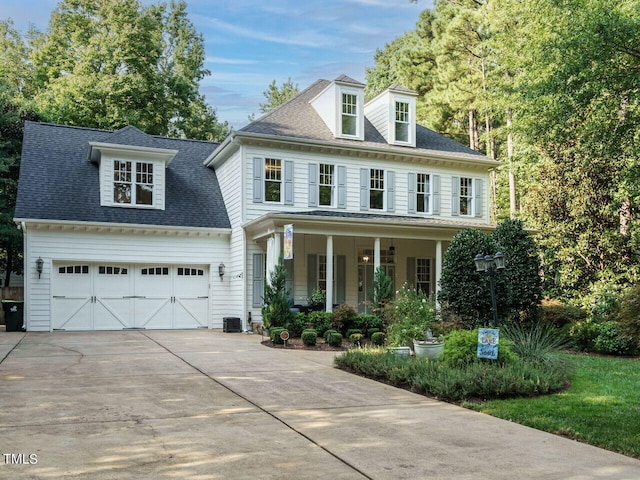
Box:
<box><xmin>413</xmin><ymin>330</ymin><xmax>445</xmax><ymax>360</ymax></box>
<box><xmin>385</xmin><ymin>284</ymin><xmax>441</xmax><ymax>357</ymax></box>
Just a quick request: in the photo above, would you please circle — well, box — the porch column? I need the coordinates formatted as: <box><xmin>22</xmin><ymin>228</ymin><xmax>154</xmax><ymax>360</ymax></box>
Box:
<box><xmin>435</xmin><ymin>240</ymin><xmax>443</xmax><ymax>308</ymax></box>
<box><xmin>266</xmin><ymin>233</ymin><xmax>281</xmax><ymax>283</ymax></box>
<box><xmin>325</xmin><ymin>235</ymin><xmax>334</xmax><ymax>313</ymax></box>
<box><xmin>374</xmin><ymin>237</ymin><xmax>381</xmax><ymax>272</ymax></box>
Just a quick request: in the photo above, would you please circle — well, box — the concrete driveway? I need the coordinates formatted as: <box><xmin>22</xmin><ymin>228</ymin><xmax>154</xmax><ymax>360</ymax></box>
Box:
<box><xmin>1</xmin><ymin>330</ymin><xmax>639</xmax><ymax>479</ymax></box>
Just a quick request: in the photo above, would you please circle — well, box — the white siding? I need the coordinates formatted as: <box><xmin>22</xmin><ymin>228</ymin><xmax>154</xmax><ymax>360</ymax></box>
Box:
<box><xmin>242</xmin><ymin>145</ymin><xmax>490</xmax><ymax>224</ymax></box>
<box><xmin>24</xmin><ymin>227</ymin><xmax>231</xmax><ymax>331</ymax></box>
<box><xmin>215</xmin><ymin>148</ymin><xmax>245</xmax><ymax>323</ymax></box>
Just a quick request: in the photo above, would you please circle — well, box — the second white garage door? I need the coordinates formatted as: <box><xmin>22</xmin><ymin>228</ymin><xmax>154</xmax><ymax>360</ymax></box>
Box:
<box><xmin>51</xmin><ymin>263</ymin><xmax>209</xmax><ymax>331</ymax></box>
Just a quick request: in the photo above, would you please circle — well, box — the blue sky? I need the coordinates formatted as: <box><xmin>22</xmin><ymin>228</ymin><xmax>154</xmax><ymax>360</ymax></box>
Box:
<box><xmin>2</xmin><ymin>0</ymin><xmax>430</xmax><ymax>129</ymax></box>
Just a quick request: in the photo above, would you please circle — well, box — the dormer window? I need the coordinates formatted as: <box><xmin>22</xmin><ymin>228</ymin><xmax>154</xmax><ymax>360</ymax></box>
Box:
<box><xmin>113</xmin><ymin>160</ymin><xmax>154</xmax><ymax>206</ymax></box>
<box><xmin>341</xmin><ymin>93</ymin><xmax>358</xmax><ymax>136</ymax></box>
<box><xmin>395</xmin><ymin>101</ymin><xmax>410</xmax><ymax>143</ymax></box>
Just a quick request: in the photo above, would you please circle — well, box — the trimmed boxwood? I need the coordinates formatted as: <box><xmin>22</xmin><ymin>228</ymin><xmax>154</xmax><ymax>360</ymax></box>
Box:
<box><xmin>371</xmin><ymin>331</ymin><xmax>386</xmax><ymax>346</ymax></box>
<box><xmin>324</xmin><ymin>329</ymin><xmax>339</xmax><ymax>341</ymax></box>
<box><xmin>367</xmin><ymin>328</ymin><xmax>381</xmax><ymax>339</ymax></box>
<box><xmin>270</xmin><ymin>327</ymin><xmax>289</xmax><ymax>345</ymax></box>
<box><xmin>302</xmin><ymin>330</ymin><xmax>317</xmax><ymax>346</ymax></box>
<box><xmin>345</xmin><ymin>328</ymin><xmax>362</xmax><ymax>338</ymax></box>
<box><xmin>350</xmin><ymin>333</ymin><xmax>364</xmax><ymax>347</ymax></box>
<box><xmin>327</xmin><ymin>332</ymin><xmax>343</xmax><ymax>347</ymax></box>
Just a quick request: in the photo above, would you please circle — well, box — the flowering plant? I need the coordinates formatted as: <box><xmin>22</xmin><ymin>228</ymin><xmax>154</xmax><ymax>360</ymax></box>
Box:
<box><xmin>385</xmin><ymin>284</ymin><xmax>438</xmax><ymax>346</ymax></box>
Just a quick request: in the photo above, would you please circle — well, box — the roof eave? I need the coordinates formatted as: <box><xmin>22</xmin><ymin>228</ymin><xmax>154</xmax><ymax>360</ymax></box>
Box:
<box><xmin>214</xmin><ymin>131</ymin><xmax>500</xmax><ymax>169</ymax></box>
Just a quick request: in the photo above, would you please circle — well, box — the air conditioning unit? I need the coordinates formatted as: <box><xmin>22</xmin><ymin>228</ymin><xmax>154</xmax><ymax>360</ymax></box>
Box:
<box><xmin>223</xmin><ymin>317</ymin><xmax>242</xmax><ymax>333</ymax></box>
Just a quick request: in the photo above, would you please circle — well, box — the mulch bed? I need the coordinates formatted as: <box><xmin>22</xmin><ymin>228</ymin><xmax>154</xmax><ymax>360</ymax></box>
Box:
<box><xmin>261</xmin><ymin>337</ymin><xmax>348</xmax><ymax>351</ymax></box>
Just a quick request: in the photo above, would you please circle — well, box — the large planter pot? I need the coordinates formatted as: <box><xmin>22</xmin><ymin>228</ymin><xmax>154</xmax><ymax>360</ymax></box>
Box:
<box><xmin>387</xmin><ymin>346</ymin><xmax>411</xmax><ymax>356</ymax></box>
<box><xmin>413</xmin><ymin>341</ymin><xmax>444</xmax><ymax>360</ymax></box>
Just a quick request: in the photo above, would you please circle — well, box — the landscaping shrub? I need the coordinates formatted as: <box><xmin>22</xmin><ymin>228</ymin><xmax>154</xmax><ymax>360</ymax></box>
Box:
<box><xmin>356</xmin><ymin>314</ymin><xmax>382</xmax><ymax>332</ymax></box>
<box><xmin>327</xmin><ymin>332</ymin><xmax>343</xmax><ymax>347</ymax></box>
<box><xmin>502</xmin><ymin>322</ymin><xmax>570</xmax><ymax>367</ymax></box>
<box><xmin>331</xmin><ymin>304</ymin><xmax>359</xmax><ymax>334</ymax></box>
<box><xmin>270</xmin><ymin>327</ymin><xmax>288</xmax><ymax>345</ymax></box>
<box><xmin>334</xmin><ymin>349</ymin><xmax>568</xmax><ymax>402</ymax></box>
<box><xmin>286</xmin><ymin>312</ymin><xmax>307</xmax><ymax>337</ymax></box>
<box><xmin>371</xmin><ymin>331</ymin><xmax>385</xmax><ymax>346</ymax></box>
<box><xmin>261</xmin><ymin>259</ymin><xmax>293</xmax><ymax>329</ymax></box>
<box><xmin>307</xmin><ymin>311</ymin><xmax>332</xmax><ymax>336</ymax></box>
<box><xmin>385</xmin><ymin>284</ymin><xmax>437</xmax><ymax>347</ymax></box>
<box><xmin>367</xmin><ymin>327</ymin><xmax>381</xmax><ymax>339</ymax></box>
<box><xmin>307</xmin><ymin>287</ymin><xmax>326</xmax><ymax>311</ymax></box>
<box><xmin>569</xmin><ymin>320</ymin><xmax>600</xmax><ymax>351</ymax></box>
<box><xmin>443</xmin><ymin>328</ymin><xmax>519</xmax><ymax>367</ymax></box>
<box><xmin>538</xmin><ymin>298</ymin><xmax>586</xmax><ymax>329</ymax></box>
<box><xmin>324</xmin><ymin>329</ymin><xmax>339</xmax><ymax>341</ymax></box>
<box><xmin>301</xmin><ymin>330</ymin><xmax>317</xmax><ymax>346</ymax></box>
<box><xmin>350</xmin><ymin>333</ymin><xmax>364</xmax><ymax>347</ymax></box>
<box><xmin>345</xmin><ymin>328</ymin><xmax>362</xmax><ymax>338</ymax></box>
<box><xmin>592</xmin><ymin>321</ymin><xmax>638</xmax><ymax>356</ymax></box>
<box><xmin>609</xmin><ymin>285</ymin><xmax>640</xmax><ymax>343</ymax></box>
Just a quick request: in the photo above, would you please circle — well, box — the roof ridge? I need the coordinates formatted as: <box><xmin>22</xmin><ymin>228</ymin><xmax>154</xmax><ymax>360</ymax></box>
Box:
<box><xmin>240</xmin><ymin>78</ymin><xmax>329</xmax><ymax>132</ymax></box>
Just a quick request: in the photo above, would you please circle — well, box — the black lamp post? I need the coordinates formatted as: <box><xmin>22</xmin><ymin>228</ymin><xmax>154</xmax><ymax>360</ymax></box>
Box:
<box><xmin>474</xmin><ymin>252</ymin><xmax>506</xmax><ymax>327</ymax></box>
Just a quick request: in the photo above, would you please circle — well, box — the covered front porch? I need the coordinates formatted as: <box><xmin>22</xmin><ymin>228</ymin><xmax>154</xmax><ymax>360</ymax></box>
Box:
<box><xmin>245</xmin><ymin>211</ymin><xmax>492</xmax><ymax>317</ymax></box>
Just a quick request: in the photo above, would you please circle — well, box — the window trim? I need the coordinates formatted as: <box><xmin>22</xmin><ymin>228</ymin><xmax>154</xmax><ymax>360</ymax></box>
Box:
<box><xmin>416</xmin><ymin>173</ymin><xmax>431</xmax><ymax>214</ymax></box>
<box><xmin>369</xmin><ymin>168</ymin><xmax>385</xmax><ymax>211</ymax></box>
<box><xmin>394</xmin><ymin>100</ymin><xmax>410</xmax><ymax>144</ymax></box>
<box><xmin>264</xmin><ymin>157</ymin><xmax>283</xmax><ymax>204</ymax></box>
<box><xmin>341</xmin><ymin>92</ymin><xmax>358</xmax><ymax>137</ymax></box>
<box><xmin>318</xmin><ymin>163</ymin><xmax>336</xmax><ymax>207</ymax></box>
<box><xmin>459</xmin><ymin>176</ymin><xmax>474</xmax><ymax>216</ymax></box>
<box><xmin>415</xmin><ymin>257</ymin><xmax>432</xmax><ymax>296</ymax></box>
<box><xmin>112</xmin><ymin>159</ymin><xmax>155</xmax><ymax>208</ymax></box>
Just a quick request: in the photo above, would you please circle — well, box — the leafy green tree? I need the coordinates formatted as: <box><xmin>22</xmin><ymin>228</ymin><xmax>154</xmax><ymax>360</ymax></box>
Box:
<box><xmin>29</xmin><ymin>0</ymin><xmax>229</xmax><ymax>140</ymax></box>
<box><xmin>0</xmin><ymin>20</ymin><xmax>39</xmax><ymax>286</ymax></box>
<box><xmin>259</xmin><ymin>78</ymin><xmax>299</xmax><ymax>113</ymax></box>
<box><xmin>438</xmin><ymin>228</ymin><xmax>511</xmax><ymax>328</ymax></box>
<box><xmin>368</xmin><ymin>266</ymin><xmax>393</xmax><ymax>319</ymax></box>
<box><xmin>493</xmin><ymin>219</ymin><xmax>542</xmax><ymax>321</ymax></box>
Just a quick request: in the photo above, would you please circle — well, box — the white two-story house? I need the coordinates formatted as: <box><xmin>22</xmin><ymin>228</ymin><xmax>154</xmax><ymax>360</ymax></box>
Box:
<box><xmin>15</xmin><ymin>75</ymin><xmax>498</xmax><ymax>331</ymax></box>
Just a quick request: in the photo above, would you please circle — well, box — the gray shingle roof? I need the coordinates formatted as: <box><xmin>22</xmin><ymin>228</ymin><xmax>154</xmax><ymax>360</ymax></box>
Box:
<box><xmin>240</xmin><ymin>79</ymin><xmax>488</xmax><ymax>161</ymax></box>
<box><xmin>15</xmin><ymin>122</ymin><xmax>230</xmax><ymax>229</ymax></box>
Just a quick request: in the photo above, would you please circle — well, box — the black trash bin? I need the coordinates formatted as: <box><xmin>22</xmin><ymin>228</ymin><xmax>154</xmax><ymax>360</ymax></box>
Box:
<box><xmin>2</xmin><ymin>300</ymin><xmax>24</xmax><ymax>332</ymax></box>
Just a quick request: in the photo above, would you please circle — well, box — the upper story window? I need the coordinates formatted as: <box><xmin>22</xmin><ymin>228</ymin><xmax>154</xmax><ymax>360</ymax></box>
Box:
<box><xmin>319</xmin><ymin>163</ymin><xmax>335</xmax><ymax>206</ymax></box>
<box><xmin>341</xmin><ymin>93</ymin><xmax>358</xmax><ymax>136</ymax></box>
<box><xmin>113</xmin><ymin>160</ymin><xmax>153</xmax><ymax>206</ymax></box>
<box><xmin>416</xmin><ymin>173</ymin><xmax>431</xmax><ymax>213</ymax></box>
<box><xmin>265</xmin><ymin>158</ymin><xmax>282</xmax><ymax>203</ymax></box>
<box><xmin>370</xmin><ymin>169</ymin><xmax>384</xmax><ymax>210</ymax></box>
<box><xmin>395</xmin><ymin>101</ymin><xmax>410</xmax><ymax>143</ymax></box>
<box><xmin>459</xmin><ymin>177</ymin><xmax>474</xmax><ymax>216</ymax></box>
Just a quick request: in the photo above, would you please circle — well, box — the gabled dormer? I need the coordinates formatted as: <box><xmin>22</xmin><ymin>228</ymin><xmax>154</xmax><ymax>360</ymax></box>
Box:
<box><xmin>88</xmin><ymin>126</ymin><xmax>178</xmax><ymax>211</ymax></box>
<box><xmin>364</xmin><ymin>84</ymin><xmax>418</xmax><ymax>147</ymax></box>
<box><xmin>309</xmin><ymin>75</ymin><xmax>365</xmax><ymax>141</ymax></box>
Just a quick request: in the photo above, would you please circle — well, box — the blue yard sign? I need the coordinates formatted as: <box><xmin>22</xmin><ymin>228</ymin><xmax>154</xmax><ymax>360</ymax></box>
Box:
<box><xmin>477</xmin><ymin>328</ymin><xmax>499</xmax><ymax>360</ymax></box>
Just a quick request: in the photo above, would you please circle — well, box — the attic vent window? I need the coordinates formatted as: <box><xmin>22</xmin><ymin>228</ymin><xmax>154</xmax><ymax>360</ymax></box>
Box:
<box><xmin>395</xmin><ymin>101</ymin><xmax>409</xmax><ymax>142</ymax></box>
<box><xmin>341</xmin><ymin>93</ymin><xmax>357</xmax><ymax>136</ymax></box>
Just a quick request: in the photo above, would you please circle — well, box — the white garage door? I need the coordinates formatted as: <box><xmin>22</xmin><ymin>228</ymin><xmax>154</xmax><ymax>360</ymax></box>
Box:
<box><xmin>52</xmin><ymin>263</ymin><xmax>209</xmax><ymax>331</ymax></box>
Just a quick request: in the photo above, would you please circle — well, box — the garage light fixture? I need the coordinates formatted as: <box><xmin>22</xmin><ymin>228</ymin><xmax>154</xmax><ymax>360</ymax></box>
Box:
<box><xmin>36</xmin><ymin>257</ymin><xmax>44</xmax><ymax>278</ymax></box>
<box><xmin>218</xmin><ymin>262</ymin><xmax>225</xmax><ymax>281</ymax></box>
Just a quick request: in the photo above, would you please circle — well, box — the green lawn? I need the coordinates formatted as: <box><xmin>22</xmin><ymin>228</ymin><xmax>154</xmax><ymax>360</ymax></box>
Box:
<box><xmin>466</xmin><ymin>354</ymin><xmax>640</xmax><ymax>459</ymax></box>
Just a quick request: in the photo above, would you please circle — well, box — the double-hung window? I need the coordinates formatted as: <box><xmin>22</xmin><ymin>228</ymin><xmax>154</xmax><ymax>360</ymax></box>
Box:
<box><xmin>319</xmin><ymin>163</ymin><xmax>335</xmax><ymax>207</ymax></box>
<box><xmin>265</xmin><ymin>158</ymin><xmax>282</xmax><ymax>203</ymax></box>
<box><xmin>459</xmin><ymin>177</ymin><xmax>473</xmax><ymax>216</ymax></box>
<box><xmin>341</xmin><ymin>93</ymin><xmax>357</xmax><ymax>136</ymax></box>
<box><xmin>370</xmin><ymin>169</ymin><xmax>384</xmax><ymax>210</ymax></box>
<box><xmin>416</xmin><ymin>258</ymin><xmax>431</xmax><ymax>295</ymax></box>
<box><xmin>395</xmin><ymin>101</ymin><xmax>409</xmax><ymax>143</ymax></box>
<box><xmin>113</xmin><ymin>160</ymin><xmax>154</xmax><ymax>206</ymax></box>
<box><xmin>416</xmin><ymin>173</ymin><xmax>430</xmax><ymax>213</ymax></box>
